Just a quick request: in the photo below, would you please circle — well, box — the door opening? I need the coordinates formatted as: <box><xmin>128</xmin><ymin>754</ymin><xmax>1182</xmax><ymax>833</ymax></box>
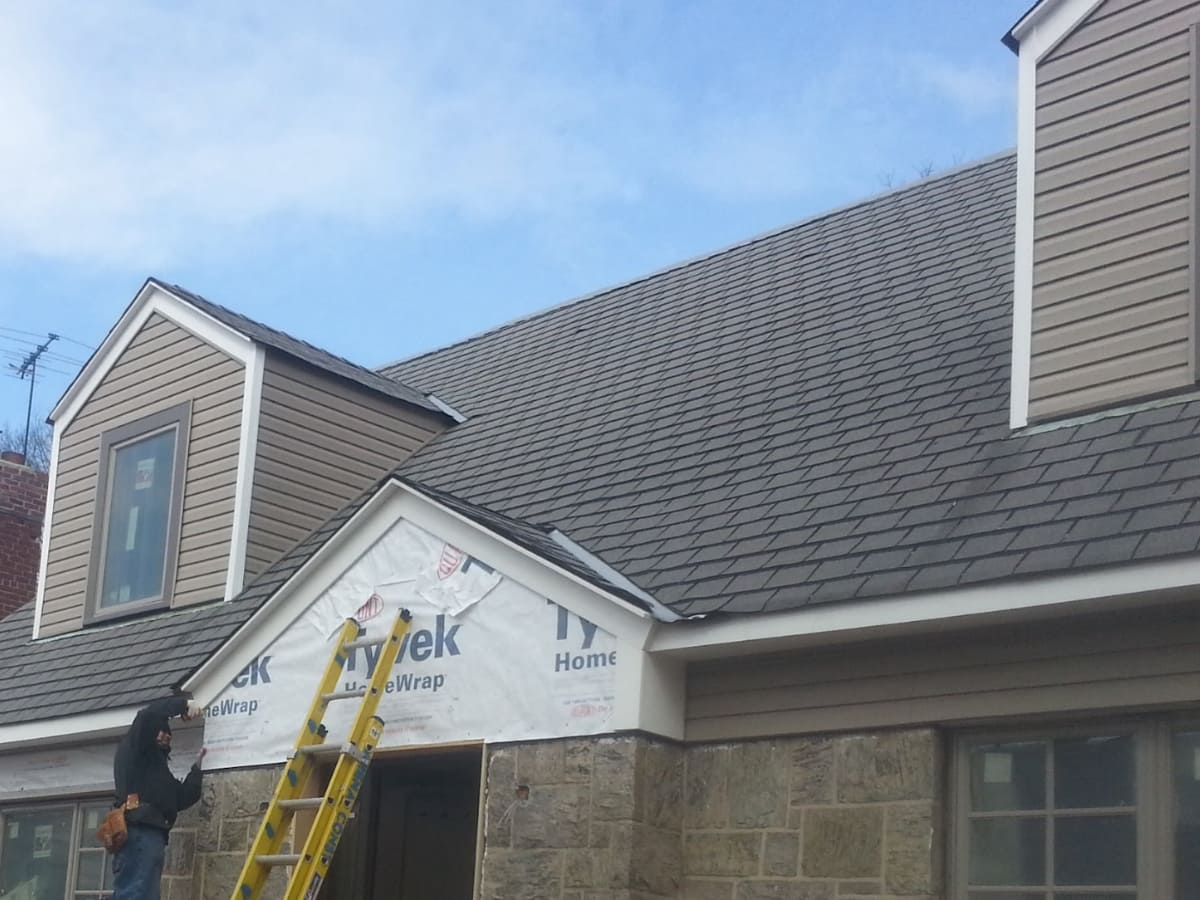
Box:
<box><xmin>319</xmin><ymin>746</ymin><xmax>482</xmax><ymax>900</ymax></box>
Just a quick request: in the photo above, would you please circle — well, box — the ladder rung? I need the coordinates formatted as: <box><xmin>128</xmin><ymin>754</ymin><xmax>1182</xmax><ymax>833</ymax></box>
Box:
<box><xmin>294</xmin><ymin>743</ymin><xmax>343</xmax><ymax>757</ymax></box>
<box><xmin>344</xmin><ymin>636</ymin><xmax>385</xmax><ymax>650</ymax></box>
<box><xmin>278</xmin><ymin>798</ymin><xmax>325</xmax><ymax>810</ymax></box>
<box><xmin>322</xmin><ymin>688</ymin><xmax>368</xmax><ymax>702</ymax></box>
<box><xmin>257</xmin><ymin>854</ymin><xmax>302</xmax><ymax>867</ymax></box>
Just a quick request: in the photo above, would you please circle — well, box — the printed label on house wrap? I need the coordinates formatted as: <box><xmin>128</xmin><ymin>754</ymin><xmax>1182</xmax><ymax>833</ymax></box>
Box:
<box><xmin>200</xmin><ymin>519</ymin><xmax>618</xmax><ymax>769</ymax></box>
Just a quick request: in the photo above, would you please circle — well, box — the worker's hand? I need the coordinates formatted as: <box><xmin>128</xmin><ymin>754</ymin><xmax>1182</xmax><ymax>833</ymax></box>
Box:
<box><xmin>183</xmin><ymin>699</ymin><xmax>203</xmax><ymax>721</ymax></box>
<box><xmin>196</xmin><ymin>748</ymin><xmax>208</xmax><ymax>768</ymax></box>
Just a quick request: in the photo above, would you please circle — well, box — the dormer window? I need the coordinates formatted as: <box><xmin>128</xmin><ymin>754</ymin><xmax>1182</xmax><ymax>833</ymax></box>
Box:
<box><xmin>86</xmin><ymin>402</ymin><xmax>190</xmax><ymax>621</ymax></box>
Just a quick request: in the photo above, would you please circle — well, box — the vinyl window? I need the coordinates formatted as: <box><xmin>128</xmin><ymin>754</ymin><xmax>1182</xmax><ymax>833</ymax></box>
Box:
<box><xmin>954</xmin><ymin>721</ymin><xmax>1200</xmax><ymax>900</ymax></box>
<box><xmin>87</xmin><ymin>403</ymin><xmax>190</xmax><ymax>622</ymax></box>
<box><xmin>0</xmin><ymin>800</ymin><xmax>113</xmax><ymax>899</ymax></box>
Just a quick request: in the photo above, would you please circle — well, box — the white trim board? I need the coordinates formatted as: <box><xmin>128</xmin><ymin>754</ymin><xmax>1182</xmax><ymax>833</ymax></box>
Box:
<box><xmin>648</xmin><ymin>553</ymin><xmax>1200</xmax><ymax>659</ymax></box>
<box><xmin>51</xmin><ymin>281</ymin><xmax>257</xmax><ymax>432</ymax></box>
<box><xmin>0</xmin><ymin>708</ymin><xmax>133</xmax><ymax>753</ymax></box>
<box><xmin>226</xmin><ymin>344</ymin><xmax>265</xmax><ymax>599</ymax></box>
<box><xmin>1008</xmin><ymin>0</ymin><xmax>1109</xmax><ymax>429</ymax></box>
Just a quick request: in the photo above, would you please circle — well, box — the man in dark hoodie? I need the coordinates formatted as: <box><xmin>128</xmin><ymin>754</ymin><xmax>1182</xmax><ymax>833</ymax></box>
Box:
<box><xmin>111</xmin><ymin>695</ymin><xmax>206</xmax><ymax>900</ymax></box>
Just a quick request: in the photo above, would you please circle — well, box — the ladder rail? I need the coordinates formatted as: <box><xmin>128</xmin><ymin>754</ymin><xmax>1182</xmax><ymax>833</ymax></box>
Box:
<box><xmin>228</xmin><ymin>608</ymin><xmax>413</xmax><ymax>900</ymax></box>
<box><xmin>283</xmin><ymin>608</ymin><xmax>413</xmax><ymax>900</ymax></box>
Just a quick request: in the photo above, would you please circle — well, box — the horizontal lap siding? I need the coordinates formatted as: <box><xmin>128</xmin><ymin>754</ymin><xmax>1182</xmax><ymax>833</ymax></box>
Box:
<box><xmin>245</xmin><ymin>354</ymin><xmax>446</xmax><ymax>579</ymax></box>
<box><xmin>685</xmin><ymin>605</ymin><xmax>1200</xmax><ymax>741</ymax></box>
<box><xmin>1029</xmin><ymin>0</ymin><xmax>1200</xmax><ymax>420</ymax></box>
<box><xmin>40</xmin><ymin>314</ymin><xmax>243</xmax><ymax>636</ymax></box>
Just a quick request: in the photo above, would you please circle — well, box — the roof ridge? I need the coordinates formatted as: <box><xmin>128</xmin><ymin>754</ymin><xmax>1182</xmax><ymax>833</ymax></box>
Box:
<box><xmin>380</xmin><ymin>149</ymin><xmax>1016</xmax><ymax>373</ymax></box>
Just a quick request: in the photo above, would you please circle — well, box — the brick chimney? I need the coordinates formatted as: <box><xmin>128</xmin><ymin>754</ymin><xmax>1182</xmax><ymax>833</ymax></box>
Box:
<box><xmin>0</xmin><ymin>453</ymin><xmax>48</xmax><ymax>620</ymax></box>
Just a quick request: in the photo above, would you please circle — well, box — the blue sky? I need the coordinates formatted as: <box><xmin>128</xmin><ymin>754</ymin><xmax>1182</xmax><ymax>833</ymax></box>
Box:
<box><xmin>0</xmin><ymin>1</ymin><xmax>1029</xmax><ymax>433</ymax></box>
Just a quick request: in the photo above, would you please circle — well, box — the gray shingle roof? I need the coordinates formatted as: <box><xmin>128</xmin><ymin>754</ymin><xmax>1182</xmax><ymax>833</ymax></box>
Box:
<box><xmin>382</xmin><ymin>152</ymin><xmax>1200</xmax><ymax>617</ymax></box>
<box><xmin>154</xmin><ymin>279</ymin><xmax>447</xmax><ymax>417</ymax></box>
<box><xmin>0</xmin><ymin>474</ymin><xmax>652</xmax><ymax>726</ymax></box>
<box><xmin>0</xmin><ymin>482</ymin><xmax>373</xmax><ymax>727</ymax></box>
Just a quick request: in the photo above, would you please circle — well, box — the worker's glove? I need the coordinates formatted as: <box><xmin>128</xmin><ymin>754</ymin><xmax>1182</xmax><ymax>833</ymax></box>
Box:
<box><xmin>183</xmin><ymin>699</ymin><xmax>203</xmax><ymax>720</ymax></box>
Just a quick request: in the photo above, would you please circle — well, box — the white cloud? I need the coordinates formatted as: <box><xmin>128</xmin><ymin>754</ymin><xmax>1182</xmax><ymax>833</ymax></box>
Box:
<box><xmin>0</xmin><ymin>2</ymin><xmax>1016</xmax><ymax>268</ymax></box>
<box><xmin>907</xmin><ymin>55</ymin><xmax>1014</xmax><ymax>117</ymax></box>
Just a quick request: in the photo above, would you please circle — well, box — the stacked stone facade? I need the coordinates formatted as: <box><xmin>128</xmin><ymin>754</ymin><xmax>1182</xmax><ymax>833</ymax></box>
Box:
<box><xmin>164</xmin><ymin>729</ymin><xmax>940</xmax><ymax>900</ymax></box>
<box><xmin>482</xmin><ymin>737</ymin><xmax>684</xmax><ymax>900</ymax></box>
<box><xmin>682</xmin><ymin>730</ymin><xmax>941</xmax><ymax>900</ymax></box>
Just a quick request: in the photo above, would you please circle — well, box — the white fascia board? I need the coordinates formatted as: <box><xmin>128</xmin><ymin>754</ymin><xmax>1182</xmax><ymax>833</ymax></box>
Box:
<box><xmin>225</xmin><ymin>345</ymin><xmax>265</xmax><ymax>600</ymax></box>
<box><xmin>0</xmin><ymin>708</ymin><xmax>134</xmax><ymax>753</ymax></box>
<box><xmin>649</xmin><ymin>553</ymin><xmax>1200</xmax><ymax>659</ymax></box>
<box><xmin>184</xmin><ymin>479</ymin><xmax>653</xmax><ymax>704</ymax></box>
<box><xmin>391</xmin><ymin>484</ymin><xmax>653</xmax><ymax>645</ymax></box>
<box><xmin>52</xmin><ymin>282</ymin><xmax>256</xmax><ymax>432</ymax></box>
<box><xmin>31</xmin><ymin>425</ymin><xmax>63</xmax><ymax>640</ymax></box>
<box><xmin>547</xmin><ymin>529</ymin><xmax>681</xmax><ymax>622</ymax></box>
<box><xmin>1009</xmin><ymin>0</ymin><xmax>1107</xmax><ymax>429</ymax></box>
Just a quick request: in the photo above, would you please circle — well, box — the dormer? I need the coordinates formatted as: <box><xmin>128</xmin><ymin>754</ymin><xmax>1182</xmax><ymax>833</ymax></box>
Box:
<box><xmin>1008</xmin><ymin>0</ymin><xmax>1199</xmax><ymax>426</ymax></box>
<box><xmin>33</xmin><ymin>280</ymin><xmax>455</xmax><ymax>638</ymax></box>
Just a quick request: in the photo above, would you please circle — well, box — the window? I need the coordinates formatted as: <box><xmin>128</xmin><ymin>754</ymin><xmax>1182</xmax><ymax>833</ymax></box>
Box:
<box><xmin>954</xmin><ymin>721</ymin><xmax>1200</xmax><ymax>900</ymax></box>
<box><xmin>0</xmin><ymin>800</ymin><xmax>113</xmax><ymax>900</ymax></box>
<box><xmin>87</xmin><ymin>403</ymin><xmax>190</xmax><ymax>621</ymax></box>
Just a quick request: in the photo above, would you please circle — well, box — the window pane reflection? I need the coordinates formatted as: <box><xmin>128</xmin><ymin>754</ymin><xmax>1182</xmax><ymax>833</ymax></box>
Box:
<box><xmin>1054</xmin><ymin>814</ymin><xmax>1136</xmax><ymax>886</ymax></box>
<box><xmin>971</xmin><ymin>742</ymin><xmax>1047</xmax><ymax>812</ymax></box>
<box><xmin>969</xmin><ymin>818</ymin><xmax>1046</xmax><ymax>886</ymax></box>
<box><xmin>1055</xmin><ymin>735</ymin><xmax>1135</xmax><ymax>809</ymax></box>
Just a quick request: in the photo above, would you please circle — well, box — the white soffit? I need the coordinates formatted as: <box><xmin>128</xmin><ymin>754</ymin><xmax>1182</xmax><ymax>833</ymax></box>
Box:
<box><xmin>184</xmin><ymin>479</ymin><xmax>654</xmax><ymax>705</ymax></box>
<box><xmin>649</xmin><ymin>553</ymin><xmax>1200</xmax><ymax>659</ymax></box>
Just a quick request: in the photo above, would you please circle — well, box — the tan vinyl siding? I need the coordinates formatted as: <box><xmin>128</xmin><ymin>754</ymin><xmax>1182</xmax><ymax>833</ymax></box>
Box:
<box><xmin>1029</xmin><ymin>0</ymin><xmax>1200</xmax><ymax>420</ymax></box>
<box><xmin>40</xmin><ymin>314</ymin><xmax>243</xmax><ymax>637</ymax></box>
<box><xmin>245</xmin><ymin>354</ymin><xmax>446</xmax><ymax>578</ymax></box>
<box><xmin>685</xmin><ymin>604</ymin><xmax>1200</xmax><ymax>741</ymax></box>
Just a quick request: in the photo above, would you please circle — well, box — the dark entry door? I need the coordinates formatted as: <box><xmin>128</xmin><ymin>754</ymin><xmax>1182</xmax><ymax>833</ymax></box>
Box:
<box><xmin>321</xmin><ymin>749</ymin><xmax>481</xmax><ymax>900</ymax></box>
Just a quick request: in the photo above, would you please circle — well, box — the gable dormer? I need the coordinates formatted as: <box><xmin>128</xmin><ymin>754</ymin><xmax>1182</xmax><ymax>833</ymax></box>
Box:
<box><xmin>34</xmin><ymin>281</ymin><xmax>453</xmax><ymax>638</ymax></box>
<box><xmin>1008</xmin><ymin>0</ymin><xmax>1199</xmax><ymax>426</ymax></box>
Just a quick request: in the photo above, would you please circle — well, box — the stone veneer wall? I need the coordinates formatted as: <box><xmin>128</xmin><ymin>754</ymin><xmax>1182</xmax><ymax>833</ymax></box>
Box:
<box><xmin>163</xmin><ymin>765</ymin><xmax>290</xmax><ymax>900</ymax></box>
<box><xmin>683</xmin><ymin>730</ymin><xmax>942</xmax><ymax>900</ymax></box>
<box><xmin>158</xmin><ymin>728</ymin><xmax>939</xmax><ymax>900</ymax></box>
<box><xmin>482</xmin><ymin>736</ymin><xmax>685</xmax><ymax>900</ymax></box>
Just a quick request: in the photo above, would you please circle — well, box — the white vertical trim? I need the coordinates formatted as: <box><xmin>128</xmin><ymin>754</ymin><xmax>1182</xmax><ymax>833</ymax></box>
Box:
<box><xmin>30</xmin><ymin>424</ymin><xmax>62</xmax><ymax>640</ymax></box>
<box><xmin>1011</xmin><ymin>46</ymin><xmax>1037</xmax><ymax>429</ymax></box>
<box><xmin>613</xmin><ymin>639</ymin><xmax>685</xmax><ymax>739</ymax></box>
<box><xmin>225</xmin><ymin>344</ymin><xmax>265</xmax><ymax>600</ymax></box>
<box><xmin>1008</xmin><ymin>0</ymin><xmax>1109</xmax><ymax>429</ymax></box>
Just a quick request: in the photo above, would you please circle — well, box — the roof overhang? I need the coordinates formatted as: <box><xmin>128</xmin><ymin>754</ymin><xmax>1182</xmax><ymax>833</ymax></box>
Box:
<box><xmin>50</xmin><ymin>280</ymin><xmax>257</xmax><ymax>431</ymax></box>
<box><xmin>649</xmin><ymin>553</ymin><xmax>1200</xmax><ymax>660</ymax></box>
<box><xmin>1002</xmin><ymin>0</ymin><xmax>1106</xmax><ymax>55</ymax></box>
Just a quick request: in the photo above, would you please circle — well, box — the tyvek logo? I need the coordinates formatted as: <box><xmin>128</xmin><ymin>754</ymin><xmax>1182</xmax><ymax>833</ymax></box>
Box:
<box><xmin>437</xmin><ymin>544</ymin><xmax>465</xmax><ymax>580</ymax></box>
<box><xmin>355</xmin><ymin>593</ymin><xmax>384</xmax><ymax>623</ymax></box>
<box><xmin>231</xmin><ymin>656</ymin><xmax>271</xmax><ymax>687</ymax></box>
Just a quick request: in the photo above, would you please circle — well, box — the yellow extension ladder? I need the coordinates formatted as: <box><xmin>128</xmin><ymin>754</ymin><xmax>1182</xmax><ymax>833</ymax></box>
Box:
<box><xmin>230</xmin><ymin>608</ymin><xmax>413</xmax><ymax>900</ymax></box>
